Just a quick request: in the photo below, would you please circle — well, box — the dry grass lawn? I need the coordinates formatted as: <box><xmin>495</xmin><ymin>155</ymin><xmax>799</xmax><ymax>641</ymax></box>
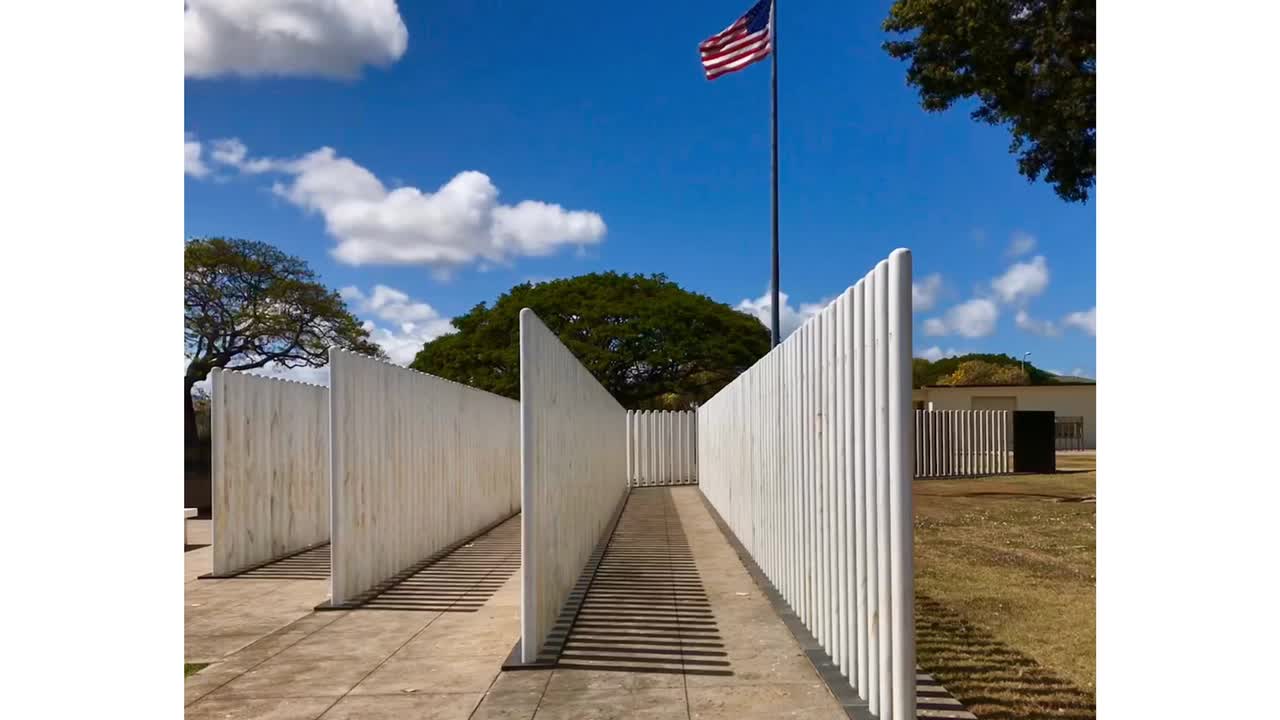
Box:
<box><xmin>915</xmin><ymin>452</ymin><xmax>1096</xmax><ymax>720</ymax></box>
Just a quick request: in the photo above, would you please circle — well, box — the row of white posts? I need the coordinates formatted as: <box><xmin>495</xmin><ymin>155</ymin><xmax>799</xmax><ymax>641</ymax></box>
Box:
<box><xmin>208</xmin><ymin>353</ymin><xmax>522</xmax><ymax>609</ymax></box>
<box><xmin>914</xmin><ymin>409</ymin><xmax>1013</xmax><ymax>478</ymax></box>
<box><xmin>696</xmin><ymin>249</ymin><xmax>915</xmax><ymax>720</ymax></box>
<box><xmin>626</xmin><ymin>410</ymin><xmax>697</xmax><ymax>487</ymax></box>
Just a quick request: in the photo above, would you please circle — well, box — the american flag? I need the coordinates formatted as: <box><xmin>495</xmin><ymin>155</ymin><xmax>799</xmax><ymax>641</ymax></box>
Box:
<box><xmin>699</xmin><ymin>0</ymin><xmax>773</xmax><ymax>81</ymax></box>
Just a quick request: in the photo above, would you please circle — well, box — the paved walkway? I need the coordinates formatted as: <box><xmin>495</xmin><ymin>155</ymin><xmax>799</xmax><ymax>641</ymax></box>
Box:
<box><xmin>186</xmin><ymin>489</ymin><xmax>973</xmax><ymax>719</ymax></box>
<box><xmin>468</xmin><ymin>486</ymin><xmax>848</xmax><ymax>720</ymax></box>
<box><xmin>184</xmin><ymin>517</ymin><xmax>333</xmax><ymax>663</ymax></box>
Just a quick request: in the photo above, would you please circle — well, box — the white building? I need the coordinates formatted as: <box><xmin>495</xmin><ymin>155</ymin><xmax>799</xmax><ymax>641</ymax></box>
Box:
<box><xmin>912</xmin><ymin>382</ymin><xmax>1097</xmax><ymax>450</ymax></box>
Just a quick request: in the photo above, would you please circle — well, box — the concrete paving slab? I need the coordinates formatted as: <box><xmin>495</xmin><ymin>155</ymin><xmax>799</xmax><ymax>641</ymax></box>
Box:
<box><xmin>186</xmin><ymin>516</ymin><xmax>524</xmax><ymax>719</ymax></box>
<box><xmin>321</xmin><ymin>693</ymin><xmax>484</xmax><ymax>719</ymax></box>
<box><xmin>183</xmin><ymin>695</ymin><xmax>334</xmax><ymax>720</ymax></box>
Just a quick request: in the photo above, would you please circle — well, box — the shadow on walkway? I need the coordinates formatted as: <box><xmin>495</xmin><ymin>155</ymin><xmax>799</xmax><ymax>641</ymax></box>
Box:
<box><xmin>230</xmin><ymin>545</ymin><xmax>331</xmax><ymax>581</ymax></box>
<box><xmin>557</xmin><ymin>488</ymin><xmax>731</xmax><ymax>677</ymax></box>
<box><xmin>916</xmin><ymin>593</ymin><xmax>1096</xmax><ymax>720</ymax></box>
<box><xmin>358</xmin><ymin>518</ymin><xmax>521</xmax><ymax>612</ymax></box>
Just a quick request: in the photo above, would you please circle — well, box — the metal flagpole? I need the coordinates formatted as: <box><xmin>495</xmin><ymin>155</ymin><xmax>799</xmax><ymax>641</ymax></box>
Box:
<box><xmin>769</xmin><ymin>0</ymin><xmax>780</xmax><ymax>348</ymax></box>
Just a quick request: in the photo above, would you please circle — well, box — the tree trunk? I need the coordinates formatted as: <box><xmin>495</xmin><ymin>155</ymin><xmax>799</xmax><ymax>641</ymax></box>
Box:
<box><xmin>184</xmin><ymin>376</ymin><xmax>199</xmax><ymax>450</ymax></box>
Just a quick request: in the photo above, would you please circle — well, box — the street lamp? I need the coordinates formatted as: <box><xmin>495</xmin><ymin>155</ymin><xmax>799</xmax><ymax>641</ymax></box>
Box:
<box><xmin>1022</xmin><ymin>351</ymin><xmax>1032</xmax><ymax>380</ymax></box>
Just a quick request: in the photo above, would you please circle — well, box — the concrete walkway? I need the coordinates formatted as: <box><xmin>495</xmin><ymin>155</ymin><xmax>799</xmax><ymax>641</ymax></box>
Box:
<box><xmin>468</xmin><ymin>486</ymin><xmax>848</xmax><ymax>720</ymax></box>
<box><xmin>186</xmin><ymin>489</ymin><xmax>973</xmax><ymax>719</ymax></box>
<box><xmin>184</xmin><ymin>517</ymin><xmax>333</xmax><ymax>663</ymax></box>
<box><xmin>185</xmin><ymin>517</ymin><xmax>523</xmax><ymax>718</ymax></box>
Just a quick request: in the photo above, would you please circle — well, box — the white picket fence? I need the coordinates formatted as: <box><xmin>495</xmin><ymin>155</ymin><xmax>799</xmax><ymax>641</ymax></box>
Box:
<box><xmin>698</xmin><ymin>249</ymin><xmax>915</xmax><ymax>720</ymax></box>
<box><xmin>210</xmin><ymin>369</ymin><xmax>330</xmax><ymax>576</ymax></box>
<box><xmin>327</xmin><ymin>349</ymin><xmax>520</xmax><ymax>606</ymax></box>
<box><xmin>519</xmin><ymin>309</ymin><xmax>628</xmax><ymax>663</ymax></box>
<box><xmin>626</xmin><ymin>410</ymin><xmax>697</xmax><ymax>486</ymax></box>
<box><xmin>914</xmin><ymin>409</ymin><xmax>1012</xmax><ymax>478</ymax></box>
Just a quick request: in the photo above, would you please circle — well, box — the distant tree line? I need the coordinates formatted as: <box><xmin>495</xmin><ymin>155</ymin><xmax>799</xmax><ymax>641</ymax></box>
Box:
<box><xmin>913</xmin><ymin>353</ymin><xmax>1061</xmax><ymax>388</ymax></box>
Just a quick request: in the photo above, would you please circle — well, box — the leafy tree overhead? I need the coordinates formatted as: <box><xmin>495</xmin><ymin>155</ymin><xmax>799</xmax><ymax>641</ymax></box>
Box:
<box><xmin>411</xmin><ymin>273</ymin><xmax>771</xmax><ymax>410</ymax></box>
<box><xmin>184</xmin><ymin>237</ymin><xmax>383</xmax><ymax>446</ymax></box>
<box><xmin>883</xmin><ymin>0</ymin><xmax>1095</xmax><ymax>202</ymax></box>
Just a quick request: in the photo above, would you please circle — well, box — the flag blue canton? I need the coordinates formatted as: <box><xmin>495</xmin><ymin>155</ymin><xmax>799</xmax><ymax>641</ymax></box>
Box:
<box><xmin>743</xmin><ymin>0</ymin><xmax>772</xmax><ymax>34</ymax></box>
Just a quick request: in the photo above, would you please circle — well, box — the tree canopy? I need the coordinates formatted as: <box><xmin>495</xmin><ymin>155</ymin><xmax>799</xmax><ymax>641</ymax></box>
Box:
<box><xmin>410</xmin><ymin>273</ymin><xmax>771</xmax><ymax>409</ymax></box>
<box><xmin>883</xmin><ymin>0</ymin><xmax>1095</xmax><ymax>202</ymax></box>
<box><xmin>913</xmin><ymin>352</ymin><xmax>1058</xmax><ymax>387</ymax></box>
<box><xmin>184</xmin><ymin>237</ymin><xmax>383</xmax><ymax>444</ymax></box>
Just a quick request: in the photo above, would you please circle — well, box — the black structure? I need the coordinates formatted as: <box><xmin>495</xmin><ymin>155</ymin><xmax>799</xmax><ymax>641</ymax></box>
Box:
<box><xmin>1013</xmin><ymin>410</ymin><xmax>1056</xmax><ymax>473</ymax></box>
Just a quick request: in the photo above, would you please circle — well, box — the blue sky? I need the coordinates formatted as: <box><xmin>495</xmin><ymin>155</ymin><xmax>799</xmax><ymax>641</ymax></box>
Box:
<box><xmin>184</xmin><ymin>0</ymin><xmax>1095</xmax><ymax>378</ymax></box>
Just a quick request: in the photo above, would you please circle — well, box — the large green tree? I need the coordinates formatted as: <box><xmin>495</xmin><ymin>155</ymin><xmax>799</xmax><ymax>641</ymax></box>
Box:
<box><xmin>184</xmin><ymin>237</ymin><xmax>383</xmax><ymax>446</ymax></box>
<box><xmin>884</xmin><ymin>0</ymin><xmax>1095</xmax><ymax>202</ymax></box>
<box><xmin>410</xmin><ymin>273</ymin><xmax>771</xmax><ymax>409</ymax></box>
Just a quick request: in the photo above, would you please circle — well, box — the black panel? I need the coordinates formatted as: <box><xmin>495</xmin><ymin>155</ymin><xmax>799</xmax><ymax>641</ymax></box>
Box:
<box><xmin>1013</xmin><ymin>411</ymin><xmax>1056</xmax><ymax>473</ymax></box>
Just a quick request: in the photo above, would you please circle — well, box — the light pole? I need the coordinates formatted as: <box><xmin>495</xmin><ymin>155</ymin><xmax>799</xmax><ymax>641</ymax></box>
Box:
<box><xmin>1022</xmin><ymin>351</ymin><xmax>1031</xmax><ymax>380</ymax></box>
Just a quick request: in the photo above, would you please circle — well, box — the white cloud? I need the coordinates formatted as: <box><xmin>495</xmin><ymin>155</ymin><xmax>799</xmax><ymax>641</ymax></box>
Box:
<box><xmin>202</xmin><ymin>140</ymin><xmax>606</xmax><ymax>271</ymax></box>
<box><xmin>991</xmin><ymin>255</ymin><xmax>1050</xmax><ymax>304</ymax></box>
<box><xmin>1015</xmin><ymin>309</ymin><xmax>1060</xmax><ymax>337</ymax></box>
<box><xmin>923</xmin><ymin>298</ymin><xmax>999</xmax><ymax>338</ymax></box>
<box><xmin>916</xmin><ymin>346</ymin><xmax>961</xmax><ymax>362</ymax></box>
<box><xmin>736</xmin><ymin>290</ymin><xmax>830</xmax><ymax>339</ymax></box>
<box><xmin>185</xmin><ymin>0</ymin><xmax>408</xmax><ymax>79</ymax></box>
<box><xmin>1007</xmin><ymin>231</ymin><xmax>1037</xmax><ymax>257</ymax></box>
<box><xmin>912</xmin><ymin>273</ymin><xmax>943</xmax><ymax>312</ymax></box>
<box><xmin>1071</xmin><ymin>367</ymin><xmax>1093</xmax><ymax>378</ymax></box>
<box><xmin>185</xmin><ymin>134</ymin><xmax>209</xmax><ymax>177</ymax></box>
<box><xmin>341</xmin><ymin>285</ymin><xmax>457</xmax><ymax>364</ymax></box>
<box><xmin>1063</xmin><ymin>306</ymin><xmax>1096</xmax><ymax>336</ymax></box>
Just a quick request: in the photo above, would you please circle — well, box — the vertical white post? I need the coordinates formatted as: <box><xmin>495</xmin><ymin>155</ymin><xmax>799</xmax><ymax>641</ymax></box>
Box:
<box><xmin>853</xmin><ymin>280</ymin><xmax>868</xmax><ymax>697</ymax></box>
<box><xmin>835</xmin><ymin>294</ymin><xmax>848</xmax><ymax>678</ymax></box>
<box><xmin>874</xmin><ymin>259</ymin><xmax>893</xmax><ymax>720</ymax></box>
<box><xmin>824</xmin><ymin>307</ymin><xmax>835</xmax><ymax>653</ymax></box>
<box><xmin>888</xmin><ymin>249</ymin><xmax>915</xmax><ymax>720</ymax></box>
<box><xmin>864</xmin><ymin>268</ymin><xmax>880</xmax><ymax>715</ymax></box>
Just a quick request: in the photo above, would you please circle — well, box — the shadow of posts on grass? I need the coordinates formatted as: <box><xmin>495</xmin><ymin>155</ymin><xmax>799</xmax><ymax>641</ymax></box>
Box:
<box><xmin>916</xmin><ymin>593</ymin><xmax>1096</xmax><ymax>720</ymax></box>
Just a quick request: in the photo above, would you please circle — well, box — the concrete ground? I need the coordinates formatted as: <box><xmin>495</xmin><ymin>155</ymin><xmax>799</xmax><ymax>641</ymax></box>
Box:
<box><xmin>186</xmin><ymin>488</ymin><xmax>973</xmax><ymax>719</ymax></box>
<box><xmin>184</xmin><ymin>518</ymin><xmax>332</xmax><ymax>663</ymax></box>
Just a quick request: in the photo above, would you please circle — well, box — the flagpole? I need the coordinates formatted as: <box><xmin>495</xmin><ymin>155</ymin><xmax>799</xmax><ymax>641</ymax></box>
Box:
<box><xmin>769</xmin><ymin>0</ymin><xmax>780</xmax><ymax>348</ymax></box>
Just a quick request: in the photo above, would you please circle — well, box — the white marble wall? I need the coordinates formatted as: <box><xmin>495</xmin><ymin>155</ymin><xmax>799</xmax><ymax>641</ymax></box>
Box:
<box><xmin>626</xmin><ymin>410</ymin><xmax>697</xmax><ymax>486</ymax></box>
<box><xmin>328</xmin><ymin>349</ymin><xmax>520</xmax><ymax>606</ymax></box>
<box><xmin>211</xmin><ymin>369</ymin><xmax>330</xmax><ymax>576</ymax></box>
<box><xmin>519</xmin><ymin>309</ymin><xmax>628</xmax><ymax>662</ymax></box>
<box><xmin>697</xmin><ymin>249</ymin><xmax>916</xmax><ymax>720</ymax></box>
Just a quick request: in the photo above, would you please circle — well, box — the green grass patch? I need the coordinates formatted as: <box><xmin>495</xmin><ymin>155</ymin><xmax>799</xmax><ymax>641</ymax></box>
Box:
<box><xmin>184</xmin><ymin>663</ymin><xmax>208</xmax><ymax>678</ymax></box>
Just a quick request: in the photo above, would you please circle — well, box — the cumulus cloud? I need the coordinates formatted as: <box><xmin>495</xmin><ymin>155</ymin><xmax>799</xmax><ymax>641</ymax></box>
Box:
<box><xmin>922</xmin><ymin>298</ymin><xmax>999</xmax><ymax>338</ymax></box>
<box><xmin>340</xmin><ymin>285</ymin><xmax>457</xmax><ymax>364</ymax></box>
<box><xmin>1063</xmin><ymin>306</ymin><xmax>1096</xmax><ymax>336</ymax></box>
<box><xmin>192</xmin><ymin>137</ymin><xmax>607</xmax><ymax>272</ymax></box>
<box><xmin>736</xmin><ymin>290</ymin><xmax>830</xmax><ymax>339</ymax></box>
<box><xmin>185</xmin><ymin>134</ymin><xmax>209</xmax><ymax>177</ymax></box>
<box><xmin>1015</xmin><ymin>309</ymin><xmax>1060</xmax><ymax>337</ymax></box>
<box><xmin>991</xmin><ymin>255</ymin><xmax>1050</xmax><ymax>304</ymax></box>
<box><xmin>912</xmin><ymin>273</ymin><xmax>943</xmax><ymax>312</ymax></box>
<box><xmin>916</xmin><ymin>346</ymin><xmax>961</xmax><ymax>362</ymax></box>
<box><xmin>1007</xmin><ymin>231</ymin><xmax>1037</xmax><ymax>257</ymax></box>
<box><xmin>185</xmin><ymin>0</ymin><xmax>409</xmax><ymax>79</ymax></box>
